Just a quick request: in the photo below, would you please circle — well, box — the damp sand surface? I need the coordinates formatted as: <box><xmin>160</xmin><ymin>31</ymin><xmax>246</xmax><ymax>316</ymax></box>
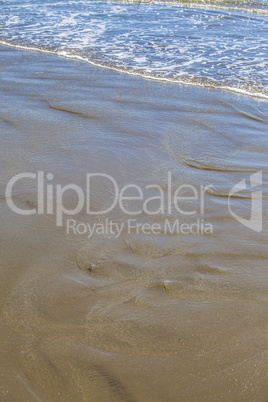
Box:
<box><xmin>0</xmin><ymin>46</ymin><xmax>268</xmax><ymax>401</ymax></box>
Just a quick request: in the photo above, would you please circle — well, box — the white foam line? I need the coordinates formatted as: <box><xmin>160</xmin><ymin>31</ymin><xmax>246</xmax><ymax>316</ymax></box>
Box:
<box><xmin>107</xmin><ymin>0</ymin><xmax>268</xmax><ymax>16</ymax></box>
<box><xmin>0</xmin><ymin>40</ymin><xmax>56</xmax><ymax>55</ymax></box>
<box><xmin>220</xmin><ymin>85</ymin><xmax>268</xmax><ymax>99</ymax></box>
<box><xmin>1</xmin><ymin>39</ymin><xmax>267</xmax><ymax>101</ymax></box>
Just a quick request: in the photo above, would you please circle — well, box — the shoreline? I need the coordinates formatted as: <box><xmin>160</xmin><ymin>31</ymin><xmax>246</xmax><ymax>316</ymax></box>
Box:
<box><xmin>1</xmin><ymin>40</ymin><xmax>267</xmax><ymax>101</ymax></box>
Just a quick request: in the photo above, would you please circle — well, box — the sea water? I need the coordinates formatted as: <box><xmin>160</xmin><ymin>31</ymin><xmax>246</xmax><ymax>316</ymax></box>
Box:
<box><xmin>0</xmin><ymin>0</ymin><xmax>267</xmax><ymax>98</ymax></box>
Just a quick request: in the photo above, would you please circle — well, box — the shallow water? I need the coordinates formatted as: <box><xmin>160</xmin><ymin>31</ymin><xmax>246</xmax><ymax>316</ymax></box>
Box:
<box><xmin>0</xmin><ymin>0</ymin><xmax>267</xmax><ymax>98</ymax></box>
<box><xmin>0</xmin><ymin>46</ymin><xmax>267</xmax><ymax>400</ymax></box>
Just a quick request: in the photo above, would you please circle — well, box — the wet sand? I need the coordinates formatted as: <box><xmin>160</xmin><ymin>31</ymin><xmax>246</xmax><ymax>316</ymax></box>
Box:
<box><xmin>0</xmin><ymin>45</ymin><xmax>267</xmax><ymax>401</ymax></box>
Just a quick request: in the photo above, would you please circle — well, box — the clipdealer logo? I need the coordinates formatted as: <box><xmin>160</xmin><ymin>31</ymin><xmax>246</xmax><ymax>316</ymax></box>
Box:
<box><xmin>228</xmin><ymin>170</ymin><xmax>263</xmax><ymax>233</ymax></box>
<box><xmin>5</xmin><ymin>170</ymin><xmax>263</xmax><ymax>233</ymax></box>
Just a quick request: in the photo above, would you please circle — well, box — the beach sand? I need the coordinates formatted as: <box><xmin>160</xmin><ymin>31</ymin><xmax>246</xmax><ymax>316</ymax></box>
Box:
<box><xmin>0</xmin><ymin>45</ymin><xmax>267</xmax><ymax>401</ymax></box>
